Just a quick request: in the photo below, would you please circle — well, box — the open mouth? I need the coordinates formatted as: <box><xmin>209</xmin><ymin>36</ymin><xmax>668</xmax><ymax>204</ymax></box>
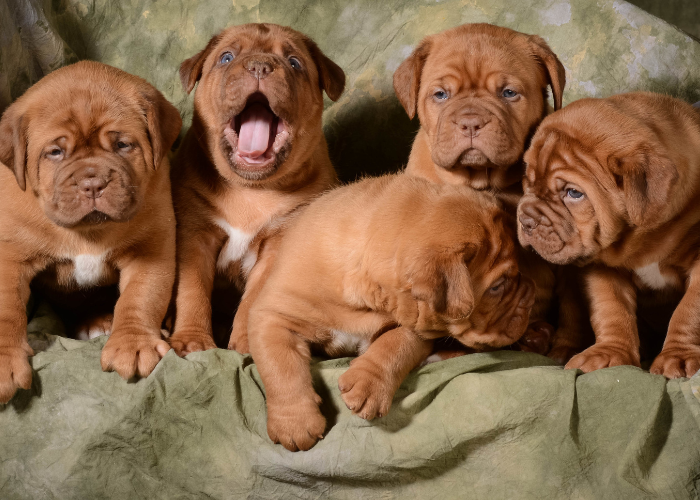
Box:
<box><xmin>80</xmin><ymin>210</ymin><xmax>111</xmax><ymax>225</ymax></box>
<box><xmin>223</xmin><ymin>93</ymin><xmax>289</xmax><ymax>171</ymax></box>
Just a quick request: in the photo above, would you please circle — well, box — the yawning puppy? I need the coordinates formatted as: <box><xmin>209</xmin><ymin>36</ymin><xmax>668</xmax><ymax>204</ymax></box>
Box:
<box><xmin>393</xmin><ymin>23</ymin><xmax>589</xmax><ymax>362</ymax></box>
<box><xmin>169</xmin><ymin>23</ymin><xmax>345</xmax><ymax>355</ymax></box>
<box><xmin>249</xmin><ymin>174</ymin><xmax>536</xmax><ymax>451</ymax></box>
<box><xmin>0</xmin><ymin>61</ymin><xmax>182</xmax><ymax>403</ymax></box>
<box><xmin>518</xmin><ymin>92</ymin><xmax>700</xmax><ymax>378</ymax></box>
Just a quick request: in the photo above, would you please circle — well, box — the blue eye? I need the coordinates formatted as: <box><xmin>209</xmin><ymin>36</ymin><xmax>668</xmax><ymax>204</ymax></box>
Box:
<box><xmin>289</xmin><ymin>57</ymin><xmax>301</xmax><ymax>70</ymax></box>
<box><xmin>502</xmin><ymin>89</ymin><xmax>518</xmax><ymax>98</ymax></box>
<box><xmin>433</xmin><ymin>89</ymin><xmax>449</xmax><ymax>101</ymax></box>
<box><xmin>220</xmin><ymin>52</ymin><xmax>234</xmax><ymax>64</ymax></box>
<box><xmin>566</xmin><ymin>188</ymin><xmax>584</xmax><ymax>199</ymax></box>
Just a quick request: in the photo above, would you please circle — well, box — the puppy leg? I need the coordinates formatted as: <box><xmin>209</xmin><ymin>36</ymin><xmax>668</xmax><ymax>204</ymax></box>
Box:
<box><xmin>170</xmin><ymin>232</ymin><xmax>221</xmax><ymax>356</ymax></box>
<box><xmin>0</xmin><ymin>258</ymin><xmax>34</xmax><ymax>403</ymax></box>
<box><xmin>338</xmin><ymin>327</ymin><xmax>433</xmax><ymax>420</ymax></box>
<box><xmin>101</xmin><ymin>244</ymin><xmax>175</xmax><ymax>379</ymax></box>
<box><xmin>650</xmin><ymin>262</ymin><xmax>700</xmax><ymax>378</ymax></box>
<box><xmin>249</xmin><ymin>313</ymin><xmax>326</xmax><ymax>452</ymax></box>
<box><xmin>566</xmin><ymin>266</ymin><xmax>640</xmax><ymax>372</ymax></box>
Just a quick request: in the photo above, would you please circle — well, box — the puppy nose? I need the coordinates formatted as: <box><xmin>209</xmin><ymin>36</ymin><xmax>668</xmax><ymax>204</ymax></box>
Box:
<box><xmin>518</xmin><ymin>204</ymin><xmax>541</xmax><ymax>234</ymax></box>
<box><xmin>458</xmin><ymin>114</ymin><xmax>490</xmax><ymax>137</ymax></box>
<box><xmin>245</xmin><ymin>59</ymin><xmax>273</xmax><ymax>79</ymax></box>
<box><xmin>78</xmin><ymin>176</ymin><xmax>108</xmax><ymax>199</ymax></box>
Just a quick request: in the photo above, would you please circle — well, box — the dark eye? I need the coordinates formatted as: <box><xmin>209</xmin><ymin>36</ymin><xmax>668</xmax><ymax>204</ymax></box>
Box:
<box><xmin>289</xmin><ymin>57</ymin><xmax>302</xmax><ymax>70</ymax></box>
<box><xmin>220</xmin><ymin>52</ymin><xmax>234</xmax><ymax>64</ymax></box>
<box><xmin>116</xmin><ymin>141</ymin><xmax>132</xmax><ymax>152</ymax></box>
<box><xmin>47</xmin><ymin>147</ymin><xmax>63</xmax><ymax>159</ymax></box>
<box><xmin>566</xmin><ymin>188</ymin><xmax>584</xmax><ymax>199</ymax></box>
<box><xmin>433</xmin><ymin>89</ymin><xmax>449</xmax><ymax>101</ymax></box>
<box><xmin>502</xmin><ymin>89</ymin><xmax>518</xmax><ymax>99</ymax></box>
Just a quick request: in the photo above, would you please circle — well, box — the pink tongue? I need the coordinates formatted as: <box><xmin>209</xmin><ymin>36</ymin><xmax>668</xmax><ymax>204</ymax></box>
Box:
<box><xmin>238</xmin><ymin>104</ymin><xmax>273</xmax><ymax>157</ymax></box>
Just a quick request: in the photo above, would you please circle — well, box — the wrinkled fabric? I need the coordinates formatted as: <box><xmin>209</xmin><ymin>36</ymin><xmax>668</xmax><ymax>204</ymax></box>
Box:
<box><xmin>2</xmin><ymin>1</ymin><xmax>700</xmax><ymax>498</ymax></box>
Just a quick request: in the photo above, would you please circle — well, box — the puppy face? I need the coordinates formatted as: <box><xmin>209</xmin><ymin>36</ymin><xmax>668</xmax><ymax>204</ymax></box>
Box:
<box><xmin>180</xmin><ymin>23</ymin><xmax>345</xmax><ymax>184</ymax></box>
<box><xmin>406</xmin><ymin>192</ymin><xmax>536</xmax><ymax>349</ymax></box>
<box><xmin>517</xmin><ymin>97</ymin><xmax>679</xmax><ymax>265</ymax></box>
<box><xmin>0</xmin><ymin>61</ymin><xmax>181</xmax><ymax>229</ymax></box>
<box><xmin>394</xmin><ymin>23</ymin><xmax>565</xmax><ymax>189</ymax></box>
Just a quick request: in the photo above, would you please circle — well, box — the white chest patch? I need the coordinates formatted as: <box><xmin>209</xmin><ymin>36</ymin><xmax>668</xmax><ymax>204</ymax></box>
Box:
<box><xmin>329</xmin><ymin>329</ymin><xmax>371</xmax><ymax>356</ymax></box>
<box><xmin>73</xmin><ymin>254</ymin><xmax>107</xmax><ymax>287</ymax></box>
<box><xmin>634</xmin><ymin>262</ymin><xmax>673</xmax><ymax>290</ymax></box>
<box><xmin>215</xmin><ymin>218</ymin><xmax>256</xmax><ymax>271</ymax></box>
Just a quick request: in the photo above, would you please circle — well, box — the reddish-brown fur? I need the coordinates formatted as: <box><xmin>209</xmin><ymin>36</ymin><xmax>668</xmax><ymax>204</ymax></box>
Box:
<box><xmin>248</xmin><ymin>174</ymin><xmax>535</xmax><ymax>451</ymax></box>
<box><xmin>0</xmin><ymin>61</ymin><xmax>182</xmax><ymax>402</ymax></box>
<box><xmin>518</xmin><ymin>92</ymin><xmax>700</xmax><ymax>378</ymax></box>
<box><xmin>168</xmin><ymin>23</ymin><xmax>345</xmax><ymax>355</ymax></box>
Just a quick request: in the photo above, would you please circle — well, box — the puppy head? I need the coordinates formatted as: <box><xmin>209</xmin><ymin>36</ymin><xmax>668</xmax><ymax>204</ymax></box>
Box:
<box><xmin>404</xmin><ymin>186</ymin><xmax>535</xmax><ymax>349</ymax></box>
<box><xmin>394</xmin><ymin>23</ymin><xmax>565</xmax><ymax>189</ymax></box>
<box><xmin>517</xmin><ymin>96</ymin><xmax>679</xmax><ymax>265</ymax></box>
<box><xmin>0</xmin><ymin>61</ymin><xmax>182</xmax><ymax>229</ymax></box>
<box><xmin>180</xmin><ymin>23</ymin><xmax>345</xmax><ymax>185</ymax></box>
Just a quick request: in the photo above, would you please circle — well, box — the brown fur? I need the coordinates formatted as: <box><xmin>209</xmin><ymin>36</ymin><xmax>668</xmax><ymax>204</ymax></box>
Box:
<box><xmin>394</xmin><ymin>23</ymin><xmax>590</xmax><ymax>362</ymax></box>
<box><xmin>518</xmin><ymin>92</ymin><xmax>700</xmax><ymax>378</ymax></box>
<box><xmin>248</xmin><ymin>174</ymin><xmax>536</xmax><ymax>451</ymax></box>
<box><xmin>168</xmin><ymin>23</ymin><xmax>345</xmax><ymax>356</ymax></box>
<box><xmin>0</xmin><ymin>61</ymin><xmax>182</xmax><ymax>402</ymax></box>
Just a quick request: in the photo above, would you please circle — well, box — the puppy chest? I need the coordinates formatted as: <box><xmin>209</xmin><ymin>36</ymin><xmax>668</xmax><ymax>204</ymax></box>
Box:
<box><xmin>41</xmin><ymin>253</ymin><xmax>118</xmax><ymax>289</ymax></box>
<box><xmin>633</xmin><ymin>262</ymin><xmax>680</xmax><ymax>291</ymax></box>
<box><xmin>214</xmin><ymin>218</ymin><xmax>258</xmax><ymax>276</ymax></box>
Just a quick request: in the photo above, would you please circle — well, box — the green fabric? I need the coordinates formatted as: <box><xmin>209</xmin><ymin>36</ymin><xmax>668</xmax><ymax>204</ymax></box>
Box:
<box><xmin>2</xmin><ymin>1</ymin><xmax>700</xmax><ymax>498</ymax></box>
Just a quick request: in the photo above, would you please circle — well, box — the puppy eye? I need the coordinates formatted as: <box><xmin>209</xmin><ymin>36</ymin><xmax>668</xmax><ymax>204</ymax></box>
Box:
<box><xmin>47</xmin><ymin>147</ymin><xmax>64</xmax><ymax>159</ymax></box>
<box><xmin>566</xmin><ymin>188</ymin><xmax>585</xmax><ymax>199</ymax></box>
<box><xmin>502</xmin><ymin>89</ymin><xmax>518</xmax><ymax>99</ymax></box>
<box><xmin>220</xmin><ymin>52</ymin><xmax>235</xmax><ymax>65</ymax></box>
<box><xmin>488</xmin><ymin>278</ymin><xmax>506</xmax><ymax>294</ymax></box>
<box><xmin>116</xmin><ymin>141</ymin><xmax>132</xmax><ymax>152</ymax></box>
<box><xmin>288</xmin><ymin>57</ymin><xmax>302</xmax><ymax>70</ymax></box>
<box><xmin>433</xmin><ymin>89</ymin><xmax>449</xmax><ymax>101</ymax></box>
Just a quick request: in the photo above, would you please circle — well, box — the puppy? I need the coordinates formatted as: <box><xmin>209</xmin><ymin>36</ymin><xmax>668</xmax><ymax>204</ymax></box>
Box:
<box><xmin>0</xmin><ymin>61</ymin><xmax>182</xmax><ymax>403</ymax></box>
<box><xmin>248</xmin><ymin>174</ymin><xmax>536</xmax><ymax>451</ymax></box>
<box><xmin>393</xmin><ymin>23</ymin><xmax>590</xmax><ymax>362</ymax></box>
<box><xmin>169</xmin><ymin>23</ymin><xmax>345</xmax><ymax>356</ymax></box>
<box><xmin>517</xmin><ymin>92</ymin><xmax>700</xmax><ymax>378</ymax></box>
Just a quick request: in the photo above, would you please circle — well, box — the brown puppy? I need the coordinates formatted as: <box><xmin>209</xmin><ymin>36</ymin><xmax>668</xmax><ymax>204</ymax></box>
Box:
<box><xmin>393</xmin><ymin>23</ymin><xmax>588</xmax><ymax>362</ymax></box>
<box><xmin>517</xmin><ymin>92</ymin><xmax>700</xmax><ymax>378</ymax></box>
<box><xmin>0</xmin><ymin>61</ymin><xmax>182</xmax><ymax>403</ymax></box>
<box><xmin>169</xmin><ymin>23</ymin><xmax>344</xmax><ymax>356</ymax></box>
<box><xmin>248</xmin><ymin>174</ymin><xmax>536</xmax><ymax>451</ymax></box>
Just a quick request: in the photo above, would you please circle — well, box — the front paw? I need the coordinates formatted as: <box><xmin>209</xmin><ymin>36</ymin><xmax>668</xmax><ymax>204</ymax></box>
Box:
<box><xmin>565</xmin><ymin>343</ymin><xmax>640</xmax><ymax>373</ymax></box>
<box><xmin>75</xmin><ymin>313</ymin><xmax>114</xmax><ymax>341</ymax></box>
<box><xmin>101</xmin><ymin>328</ymin><xmax>170</xmax><ymax>379</ymax></box>
<box><xmin>169</xmin><ymin>330</ymin><xmax>217</xmax><ymax>357</ymax></box>
<box><xmin>338</xmin><ymin>360</ymin><xmax>395</xmax><ymax>420</ymax></box>
<box><xmin>548</xmin><ymin>345</ymin><xmax>582</xmax><ymax>366</ymax></box>
<box><xmin>0</xmin><ymin>343</ymin><xmax>34</xmax><ymax>404</ymax></box>
<box><xmin>267</xmin><ymin>397</ymin><xmax>326</xmax><ymax>451</ymax></box>
<box><xmin>650</xmin><ymin>346</ymin><xmax>700</xmax><ymax>378</ymax></box>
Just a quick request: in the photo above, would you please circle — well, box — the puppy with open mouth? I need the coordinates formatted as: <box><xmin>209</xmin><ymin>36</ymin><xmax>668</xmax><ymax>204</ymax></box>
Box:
<box><xmin>518</xmin><ymin>92</ymin><xmax>700</xmax><ymax>378</ymax></box>
<box><xmin>169</xmin><ymin>23</ymin><xmax>345</xmax><ymax>355</ymax></box>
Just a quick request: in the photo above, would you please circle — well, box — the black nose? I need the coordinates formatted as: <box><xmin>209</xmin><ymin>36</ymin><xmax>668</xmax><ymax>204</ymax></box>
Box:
<box><xmin>245</xmin><ymin>59</ymin><xmax>273</xmax><ymax>79</ymax></box>
<box><xmin>78</xmin><ymin>176</ymin><xmax>108</xmax><ymax>199</ymax></box>
<box><xmin>457</xmin><ymin>112</ymin><xmax>491</xmax><ymax>137</ymax></box>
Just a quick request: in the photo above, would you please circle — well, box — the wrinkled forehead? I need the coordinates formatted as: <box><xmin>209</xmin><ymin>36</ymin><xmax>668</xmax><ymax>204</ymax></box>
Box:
<box><xmin>214</xmin><ymin>24</ymin><xmax>312</xmax><ymax>59</ymax></box>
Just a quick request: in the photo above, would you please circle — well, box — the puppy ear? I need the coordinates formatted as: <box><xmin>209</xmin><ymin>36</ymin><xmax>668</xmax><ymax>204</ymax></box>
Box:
<box><xmin>140</xmin><ymin>88</ymin><xmax>183</xmax><ymax>170</ymax></box>
<box><xmin>179</xmin><ymin>34</ymin><xmax>223</xmax><ymax>94</ymax></box>
<box><xmin>610</xmin><ymin>146</ymin><xmax>679</xmax><ymax>227</ymax></box>
<box><xmin>303</xmin><ymin>38</ymin><xmax>346</xmax><ymax>102</ymax></box>
<box><xmin>393</xmin><ymin>39</ymin><xmax>431</xmax><ymax>119</ymax></box>
<box><xmin>0</xmin><ymin>106</ymin><xmax>28</xmax><ymax>191</ymax></box>
<box><xmin>528</xmin><ymin>35</ymin><xmax>566</xmax><ymax>111</ymax></box>
<box><xmin>409</xmin><ymin>248</ymin><xmax>475</xmax><ymax>320</ymax></box>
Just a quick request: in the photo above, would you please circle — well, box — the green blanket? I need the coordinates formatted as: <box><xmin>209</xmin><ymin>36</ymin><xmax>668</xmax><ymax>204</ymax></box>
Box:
<box><xmin>2</xmin><ymin>0</ymin><xmax>700</xmax><ymax>498</ymax></box>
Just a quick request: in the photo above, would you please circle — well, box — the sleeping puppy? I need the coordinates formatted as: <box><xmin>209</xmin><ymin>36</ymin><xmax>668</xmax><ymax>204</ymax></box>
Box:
<box><xmin>0</xmin><ymin>61</ymin><xmax>182</xmax><ymax>403</ymax></box>
<box><xmin>393</xmin><ymin>23</ymin><xmax>589</xmax><ymax>362</ymax></box>
<box><xmin>248</xmin><ymin>174</ymin><xmax>536</xmax><ymax>451</ymax></box>
<box><xmin>517</xmin><ymin>92</ymin><xmax>700</xmax><ymax>378</ymax></box>
<box><xmin>169</xmin><ymin>23</ymin><xmax>344</xmax><ymax>356</ymax></box>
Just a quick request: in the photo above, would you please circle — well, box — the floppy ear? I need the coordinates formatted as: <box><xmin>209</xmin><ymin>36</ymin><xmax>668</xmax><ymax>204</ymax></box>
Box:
<box><xmin>140</xmin><ymin>88</ymin><xmax>183</xmax><ymax>170</ymax></box>
<box><xmin>0</xmin><ymin>106</ymin><xmax>28</xmax><ymax>191</ymax></box>
<box><xmin>179</xmin><ymin>33</ymin><xmax>223</xmax><ymax>94</ymax></box>
<box><xmin>392</xmin><ymin>39</ymin><xmax>432</xmax><ymax>119</ymax></box>
<box><xmin>528</xmin><ymin>35</ymin><xmax>566</xmax><ymax>111</ymax></box>
<box><xmin>303</xmin><ymin>38</ymin><xmax>346</xmax><ymax>102</ymax></box>
<box><xmin>609</xmin><ymin>146</ymin><xmax>679</xmax><ymax>227</ymax></box>
<box><xmin>409</xmin><ymin>249</ymin><xmax>475</xmax><ymax>320</ymax></box>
